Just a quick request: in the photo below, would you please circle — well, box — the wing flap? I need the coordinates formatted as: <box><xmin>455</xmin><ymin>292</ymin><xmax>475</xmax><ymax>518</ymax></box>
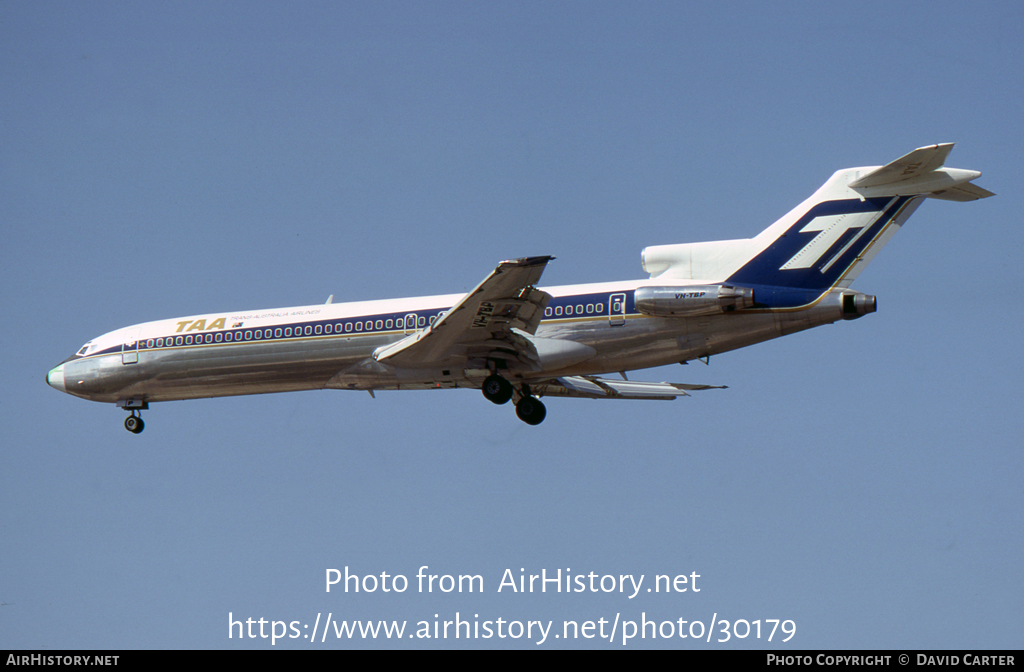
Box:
<box><xmin>533</xmin><ymin>376</ymin><xmax>727</xmax><ymax>400</ymax></box>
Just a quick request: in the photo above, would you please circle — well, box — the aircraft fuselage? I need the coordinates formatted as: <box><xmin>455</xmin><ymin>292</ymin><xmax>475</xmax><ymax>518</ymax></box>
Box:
<box><xmin>47</xmin><ymin>279</ymin><xmax>855</xmax><ymax>404</ymax></box>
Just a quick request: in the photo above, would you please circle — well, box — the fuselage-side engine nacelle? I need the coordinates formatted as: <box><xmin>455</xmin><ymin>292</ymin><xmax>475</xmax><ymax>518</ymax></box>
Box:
<box><xmin>634</xmin><ymin>285</ymin><xmax>755</xmax><ymax>317</ymax></box>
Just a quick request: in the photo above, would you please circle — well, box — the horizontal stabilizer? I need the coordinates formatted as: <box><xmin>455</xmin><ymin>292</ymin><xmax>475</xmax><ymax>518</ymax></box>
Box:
<box><xmin>533</xmin><ymin>376</ymin><xmax>726</xmax><ymax>400</ymax></box>
<box><xmin>927</xmin><ymin>180</ymin><xmax>996</xmax><ymax>202</ymax></box>
<box><xmin>848</xmin><ymin>143</ymin><xmax>993</xmax><ymax>200</ymax></box>
<box><xmin>848</xmin><ymin>143</ymin><xmax>954</xmax><ymax>187</ymax></box>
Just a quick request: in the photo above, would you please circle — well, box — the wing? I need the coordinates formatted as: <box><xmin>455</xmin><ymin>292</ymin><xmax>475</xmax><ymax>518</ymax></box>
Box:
<box><xmin>532</xmin><ymin>376</ymin><xmax>727</xmax><ymax>400</ymax></box>
<box><xmin>372</xmin><ymin>256</ymin><xmax>553</xmax><ymax>370</ymax></box>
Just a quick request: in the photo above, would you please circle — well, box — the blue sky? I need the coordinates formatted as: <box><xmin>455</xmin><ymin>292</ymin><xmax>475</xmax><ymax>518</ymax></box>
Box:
<box><xmin>2</xmin><ymin>1</ymin><xmax>1021</xmax><ymax>649</ymax></box>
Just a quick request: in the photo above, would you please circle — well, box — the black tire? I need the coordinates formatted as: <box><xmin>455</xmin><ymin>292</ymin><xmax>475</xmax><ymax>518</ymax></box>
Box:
<box><xmin>515</xmin><ymin>396</ymin><xmax>546</xmax><ymax>425</ymax></box>
<box><xmin>124</xmin><ymin>416</ymin><xmax>144</xmax><ymax>434</ymax></box>
<box><xmin>481</xmin><ymin>374</ymin><xmax>513</xmax><ymax>405</ymax></box>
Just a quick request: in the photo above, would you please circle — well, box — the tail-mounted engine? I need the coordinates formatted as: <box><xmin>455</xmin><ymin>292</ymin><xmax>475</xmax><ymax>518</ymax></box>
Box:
<box><xmin>634</xmin><ymin>285</ymin><xmax>755</xmax><ymax>317</ymax></box>
<box><xmin>840</xmin><ymin>291</ymin><xmax>876</xmax><ymax>320</ymax></box>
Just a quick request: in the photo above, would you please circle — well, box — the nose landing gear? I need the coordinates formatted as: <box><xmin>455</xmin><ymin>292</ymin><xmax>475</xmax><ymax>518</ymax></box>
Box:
<box><xmin>117</xmin><ymin>399</ymin><xmax>149</xmax><ymax>434</ymax></box>
<box><xmin>124</xmin><ymin>412</ymin><xmax>145</xmax><ymax>434</ymax></box>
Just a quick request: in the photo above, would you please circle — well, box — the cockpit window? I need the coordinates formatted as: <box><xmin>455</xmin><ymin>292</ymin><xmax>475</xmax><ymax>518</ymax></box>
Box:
<box><xmin>77</xmin><ymin>344</ymin><xmax>90</xmax><ymax>356</ymax></box>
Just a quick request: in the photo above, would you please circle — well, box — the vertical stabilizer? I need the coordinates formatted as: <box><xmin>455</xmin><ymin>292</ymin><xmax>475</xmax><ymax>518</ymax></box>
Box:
<box><xmin>721</xmin><ymin>143</ymin><xmax>990</xmax><ymax>294</ymax></box>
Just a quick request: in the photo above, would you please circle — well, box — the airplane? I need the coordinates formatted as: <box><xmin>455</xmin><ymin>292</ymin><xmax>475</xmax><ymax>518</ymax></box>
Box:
<box><xmin>46</xmin><ymin>143</ymin><xmax>992</xmax><ymax>433</ymax></box>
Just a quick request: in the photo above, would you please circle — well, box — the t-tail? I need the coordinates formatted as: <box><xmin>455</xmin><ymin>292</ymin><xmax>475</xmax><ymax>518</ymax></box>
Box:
<box><xmin>640</xmin><ymin>143</ymin><xmax>993</xmax><ymax>310</ymax></box>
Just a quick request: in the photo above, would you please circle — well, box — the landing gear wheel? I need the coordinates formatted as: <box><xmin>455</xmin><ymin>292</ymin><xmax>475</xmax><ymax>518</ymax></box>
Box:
<box><xmin>124</xmin><ymin>415</ymin><xmax>145</xmax><ymax>434</ymax></box>
<box><xmin>515</xmin><ymin>396</ymin><xmax>546</xmax><ymax>425</ymax></box>
<box><xmin>482</xmin><ymin>375</ymin><xmax>514</xmax><ymax>405</ymax></box>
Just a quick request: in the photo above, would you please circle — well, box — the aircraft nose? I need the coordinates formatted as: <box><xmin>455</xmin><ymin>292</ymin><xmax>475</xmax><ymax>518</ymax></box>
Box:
<box><xmin>46</xmin><ymin>364</ymin><xmax>66</xmax><ymax>393</ymax></box>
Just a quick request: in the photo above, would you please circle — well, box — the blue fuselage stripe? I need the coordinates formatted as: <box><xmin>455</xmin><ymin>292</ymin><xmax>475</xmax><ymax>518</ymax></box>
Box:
<box><xmin>75</xmin><ymin>290</ymin><xmax>637</xmax><ymax>361</ymax></box>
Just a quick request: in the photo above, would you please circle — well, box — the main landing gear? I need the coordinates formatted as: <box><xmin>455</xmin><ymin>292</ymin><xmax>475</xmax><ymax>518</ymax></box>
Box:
<box><xmin>481</xmin><ymin>374</ymin><xmax>546</xmax><ymax>425</ymax></box>
<box><xmin>481</xmin><ymin>374</ymin><xmax>514</xmax><ymax>405</ymax></box>
<box><xmin>514</xmin><ymin>395</ymin><xmax>546</xmax><ymax>426</ymax></box>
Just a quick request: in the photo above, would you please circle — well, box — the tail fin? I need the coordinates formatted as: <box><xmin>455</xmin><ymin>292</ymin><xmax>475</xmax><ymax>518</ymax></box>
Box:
<box><xmin>642</xmin><ymin>144</ymin><xmax>991</xmax><ymax>299</ymax></box>
<box><xmin>727</xmin><ymin>143</ymin><xmax>991</xmax><ymax>293</ymax></box>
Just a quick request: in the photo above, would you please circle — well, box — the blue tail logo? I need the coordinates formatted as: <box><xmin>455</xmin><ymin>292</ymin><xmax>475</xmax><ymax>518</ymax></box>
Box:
<box><xmin>727</xmin><ymin>196</ymin><xmax>914</xmax><ymax>291</ymax></box>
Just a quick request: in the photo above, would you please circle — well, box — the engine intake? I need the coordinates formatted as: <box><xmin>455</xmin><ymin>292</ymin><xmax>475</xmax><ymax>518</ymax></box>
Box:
<box><xmin>634</xmin><ymin>285</ymin><xmax>755</xmax><ymax>317</ymax></box>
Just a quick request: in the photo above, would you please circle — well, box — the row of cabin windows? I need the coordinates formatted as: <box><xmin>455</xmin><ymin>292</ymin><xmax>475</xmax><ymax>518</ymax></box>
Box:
<box><xmin>143</xmin><ymin>314</ymin><xmax>438</xmax><ymax>349</ymax></box>
<box><xmin>137</xmin><ymin>300</ymin><xmax>619</xmax><ymax>350</ymax></box>
<box><xmin>544</xmin><ymin>303</ymin><xmax>607</xmax><ymax>318</ymax></box>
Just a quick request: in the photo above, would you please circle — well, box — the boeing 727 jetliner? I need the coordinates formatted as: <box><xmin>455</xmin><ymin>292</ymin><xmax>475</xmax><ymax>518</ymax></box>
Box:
<box><xmin>47</xmin><ymin>144</ymin><xmax>992</xmax><ymax>432</ymax></box>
